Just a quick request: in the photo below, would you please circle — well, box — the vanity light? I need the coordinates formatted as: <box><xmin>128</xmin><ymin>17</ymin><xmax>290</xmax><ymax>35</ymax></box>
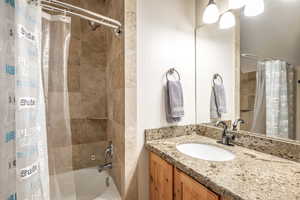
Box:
<box><xmin>244</xmin><ymin>0</ymin><xmax>265</xmax><ymax>17</ymax></box>
<box><xmin>229</xmin><ymin>0</ymin><xmax>246</xmax><ymax>9</ymax></box>
<box><xmin>219</xmin><ymin>11</ymin><xmax>236</xmax><ymax>29</ymax></box>
<box><xmin>203</xmin><ymin>0</ymin><xmax>220</xmax><ymax>24</ymax></box>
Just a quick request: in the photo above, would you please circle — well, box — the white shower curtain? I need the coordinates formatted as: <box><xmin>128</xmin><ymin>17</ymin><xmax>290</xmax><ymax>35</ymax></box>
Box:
<box><xmin>0</xmin><ymin>0</ymin><xmax>50</xmax><ymax>200</ymax></box>
<box><xmin>42</xmin><ymin>13</ymin><xmax>76</xmax><ymax>200</ymax></box>
<box><xmin>252</xmin><ymin>60</ymin><xmax>295</xmax><ymax>139</ymax></box>
<box><xmin>265</xmin><ymin>60</ymin><xmax>294</xmax><ymax>139</ymax></box>
<box><xmin>251</xmin><ymin>62</ymin><xmax>266</xmax><ymax>134</ymax></box>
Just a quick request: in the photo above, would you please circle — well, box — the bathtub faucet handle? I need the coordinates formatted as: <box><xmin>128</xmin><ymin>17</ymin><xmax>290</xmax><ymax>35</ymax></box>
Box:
<box><xmin>104</xmin><ymin>141</ymin><xmax>113</xmax><ymax>162</ymax></box>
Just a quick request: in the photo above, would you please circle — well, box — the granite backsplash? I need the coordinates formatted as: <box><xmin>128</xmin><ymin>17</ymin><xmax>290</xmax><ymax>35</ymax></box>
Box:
<box><xmin>145</xmin><ymin>124</ymin><xmax>300</xmax><ymax>163</ymax></box>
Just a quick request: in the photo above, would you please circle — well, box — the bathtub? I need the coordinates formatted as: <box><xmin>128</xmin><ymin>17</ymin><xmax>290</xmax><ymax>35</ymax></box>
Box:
<box><xmin>51</xmin><ymin>167</ymin><xmax>121</xmax><ymax>200</ymax></box>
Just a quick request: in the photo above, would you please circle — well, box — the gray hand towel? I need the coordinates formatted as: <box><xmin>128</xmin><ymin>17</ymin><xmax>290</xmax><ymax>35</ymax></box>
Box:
<box><xmin>165</xmin><ymin>80</ymin><xmax>184</xmax><ymax>123</ymax></box>
<box><xmin>210</xmin><ymin>83</ymin><xmax>227</xmax><ymax>119</ymax></box>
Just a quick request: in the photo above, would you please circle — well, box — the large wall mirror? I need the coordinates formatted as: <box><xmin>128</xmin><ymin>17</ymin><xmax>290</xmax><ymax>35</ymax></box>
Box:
<box><xmin>240</xmin><ymin>0</ymin><xmax>300</xmax><ymax>141</ymax></box>
<box><xmin>196</xmin><ymin>0</ymin><xmax>300</xmax><ymax>142</ymax></box>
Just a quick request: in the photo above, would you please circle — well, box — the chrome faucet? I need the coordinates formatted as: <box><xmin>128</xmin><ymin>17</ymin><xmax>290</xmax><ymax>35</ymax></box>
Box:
<box><xmin>104</xmin><ymin>141</ymin><xmax>113</xmax><ymax>162</ymax></box>
<box><xmin>232</xmin><ymin>118</ymin><xmax>245</xmax><ymax>131</ymax></box>
<box><xmin>216</xmin><ymin>121</ymin><xmax>235</xmax><ymax>146</ymax></box>
<box><xmin>98</xmin><ymin>162</ymin><xmax>112</xmax><ymax>173</ymax></box>
<box><xmin>98</xmin><ymin>141</ymin><xmax>114</xmax><ymax>173</ymax></box>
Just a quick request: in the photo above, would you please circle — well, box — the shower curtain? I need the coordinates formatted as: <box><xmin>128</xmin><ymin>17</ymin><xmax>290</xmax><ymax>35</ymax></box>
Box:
<box><xmin>0</xmin><ymin>0</ymin><xmax>50</xmax><ymax>200</ymax></box>
<box><xmin>42</xmin><ymin>13</ymin><xmax>76</xmax><ymax>199</ymax></box>
<box><xmin>252</xmin><ymin>60</ymin><xmax>295</xmax><ymax>139</ymax></box>
<box><xmin>251</xmin><ymin>62</ymin><xmax>266</xmax><ymax>134</ymax></box>
<box><xmin>265</xmin><ymin>60</ymin><xmax>295</xmax><ymax>139</ymax></box>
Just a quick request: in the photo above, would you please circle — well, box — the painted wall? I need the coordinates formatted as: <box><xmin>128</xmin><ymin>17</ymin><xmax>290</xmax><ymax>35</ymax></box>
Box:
<box><xmin>241</xmin><ymin>0</ymin><xmax>300</xmax><ymax>72</ymax></box>
<box><xmin>137</xmin><ymin>0</ymin><xmax>196</xmax><ymax>199</ymax></box>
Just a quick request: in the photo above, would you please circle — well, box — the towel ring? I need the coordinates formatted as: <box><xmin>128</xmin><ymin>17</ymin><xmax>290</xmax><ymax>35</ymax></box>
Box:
<box><xmin>166</xmin><ymin>68</ymin><xmax>181</xmax><ymax>81</ymax></box>
<box><xmin>213</xmin><ymin>73</ymin><xmax>223</xmax><ymax>85</ymax></box>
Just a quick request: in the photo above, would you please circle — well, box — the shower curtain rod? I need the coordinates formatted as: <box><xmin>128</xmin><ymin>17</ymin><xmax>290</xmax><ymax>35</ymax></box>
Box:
<box><xmin>41</xmin><ymin>0</ymin><xmax>122</xmax><ymax>31</ymax></box>
<box><xmin>241</xmin><ymin>53</ymin><xmax>292</xmax><ymax>65</ymax></box>
<box><xmin>41</xmin><ymin>4</ymin><xmax>119</xmax><ymax>29</ymax></box>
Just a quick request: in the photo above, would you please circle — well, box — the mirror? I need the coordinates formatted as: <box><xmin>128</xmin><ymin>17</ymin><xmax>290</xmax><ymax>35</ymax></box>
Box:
<box><xmin>196</xmin><ymin>0</ymin><xmax>300</xmax><ymax>141</ymax></box>
<box><xmin>240</xmin><ymin>0</ymin><xmax>300</xmax><ymax>141</ymax></box>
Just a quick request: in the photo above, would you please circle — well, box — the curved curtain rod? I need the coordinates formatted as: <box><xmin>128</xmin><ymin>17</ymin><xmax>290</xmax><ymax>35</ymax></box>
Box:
<box><xmin>41</xmin><ymin>0</ymin><xmax>122</xmax><ymax>30</ymax></box>
<box><xmin>241</xmin><ymin>53</ymin><xmax>292</xmax><ymax>65</ymax></box>
<box><xmin>41</xmin><ymin>4</ymin><xmax>120</xmax><ymax>29</ymax></box>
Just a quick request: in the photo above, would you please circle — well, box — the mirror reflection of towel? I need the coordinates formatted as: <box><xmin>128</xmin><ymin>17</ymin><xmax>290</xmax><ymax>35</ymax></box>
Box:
<box><xmin>165</xmin><ymin>80</ymin><xmax>184</xmax><ymax>123</ymax></box>
<box><xmin>210</xmin><ymin>83</ymin><xmax>227</xmax><ymax>119</ymax></box>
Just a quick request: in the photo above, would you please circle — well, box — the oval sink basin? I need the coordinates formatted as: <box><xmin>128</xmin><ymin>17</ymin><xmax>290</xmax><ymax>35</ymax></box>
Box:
<box><xmin>176</xmin><ymin>143</ymin><xmax>235</xmax><ymax>162</ymax></box>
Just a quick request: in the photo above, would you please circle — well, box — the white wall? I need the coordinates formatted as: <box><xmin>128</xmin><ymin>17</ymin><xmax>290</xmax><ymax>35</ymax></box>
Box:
<box><xmin>196</xmin><ymin>24</ymin><xmax>236</xmax><ymax>123</ymax></box>
<box><xmin>137</xmin><ymin>0</ymin><xmax>196</xmax><ymax>199</ymax></box>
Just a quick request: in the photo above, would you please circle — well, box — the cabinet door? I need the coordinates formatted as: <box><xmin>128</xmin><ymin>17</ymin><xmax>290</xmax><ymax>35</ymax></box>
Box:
<box><xmin>174</xmin><ymin>168</ymin><xmax>219</xmax><ymax>200</ymax></box>
<box><xmin>149</xmin><ymin>152</ymin><xmax>173</xmax><ymax>200</ymax></box>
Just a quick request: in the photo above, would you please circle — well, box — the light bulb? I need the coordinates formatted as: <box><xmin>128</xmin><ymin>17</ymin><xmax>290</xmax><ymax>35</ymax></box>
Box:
<box><xmin>229</xmin><ymin>0</ymin><xmax>246</xmax><ymax>9</ymax></box>
<box><xmin>244</xmin><ymin>0</ymin><xmax>264</xmax><ymax>17</ymax></box>
<box><xmin>203</xmin><ymin>2</ymin><xmax>219</xmax><ymax>24</ymax></box>
<box><xmin>219</xmin><ymin>11</ymin><xmax>236</xmax><ymax>29</ymax></box>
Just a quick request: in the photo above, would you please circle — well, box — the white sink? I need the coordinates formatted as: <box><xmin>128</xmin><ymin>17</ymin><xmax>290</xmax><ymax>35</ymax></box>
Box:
<box><xmin>176</xmin><ymin>143</ymin><xmax>235</xmax><ymax>162</ymax></box>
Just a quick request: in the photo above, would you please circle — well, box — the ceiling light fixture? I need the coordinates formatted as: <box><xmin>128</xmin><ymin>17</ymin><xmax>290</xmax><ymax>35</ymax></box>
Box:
<box><xmin>203</xmin><ymin>0</ymin><xmax>220</xmax><ymax>24</ymax></box>
<box><xmin>219</xmin><ymin>11</ymin><xmax>236</xmax><ymax>29</ymax></box>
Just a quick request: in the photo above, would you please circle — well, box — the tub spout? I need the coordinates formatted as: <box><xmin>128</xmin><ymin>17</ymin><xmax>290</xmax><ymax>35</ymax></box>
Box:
<box><xmin>98</xmin><ymin>162</ymin><xmax>112</xmax><ymax>173</ymax></box>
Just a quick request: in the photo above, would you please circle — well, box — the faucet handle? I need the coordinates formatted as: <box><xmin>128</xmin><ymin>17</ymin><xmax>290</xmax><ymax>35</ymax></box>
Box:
<box><xmin>216</xmin><ymin>120</ymin><xmax>228</xmax><ymax>130</ymax></box>
<box><xmin>104</xmin><ymin>141</ymin><xmax>113</xmax><ymax>162</ymax></box>
<box><xmin>232</xmin><ymin>118</ymin><xmax>245</xmax><ymax>131</ymax></box>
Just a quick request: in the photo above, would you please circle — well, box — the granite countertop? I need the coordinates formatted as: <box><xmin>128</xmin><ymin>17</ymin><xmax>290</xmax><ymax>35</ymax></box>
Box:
<box><xmin>146</xmin><ymin>134</ymin><xmax>300</xmax><ymax>200</ymax></box>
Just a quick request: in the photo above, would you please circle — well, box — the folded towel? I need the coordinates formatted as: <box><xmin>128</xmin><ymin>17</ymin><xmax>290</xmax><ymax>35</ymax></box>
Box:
<box><xmin>210</xmin><ymin>83</ymin><xmax>227</xmax><ymax>119</ymax></box>
<box><xmin>165</xmin><ymin>80</ymin><xmax>184</xmax><ymax>123</ymax></box>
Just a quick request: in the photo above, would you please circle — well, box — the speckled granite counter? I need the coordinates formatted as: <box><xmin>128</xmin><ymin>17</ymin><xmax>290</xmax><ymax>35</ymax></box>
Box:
<box><xmin>146</xmin><ymin>134</ymin><xmax>300</xmax><ymax>200</ymax></box>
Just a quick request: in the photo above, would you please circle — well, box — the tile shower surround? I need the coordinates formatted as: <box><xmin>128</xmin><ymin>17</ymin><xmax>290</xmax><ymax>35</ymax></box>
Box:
<box><xmin>47</xmin><ymin>0</ymin><xmax>122</xmax><ymax>181</ymax></box>
<box><xmin>55</xmin><ymin>0</ymin><xmax>138</xmax><ymax>199</ymax></box>
<box><xmin>46</xmin><ymin>0</ymin><xmax>138</xmax><ymax>199</ymax></box>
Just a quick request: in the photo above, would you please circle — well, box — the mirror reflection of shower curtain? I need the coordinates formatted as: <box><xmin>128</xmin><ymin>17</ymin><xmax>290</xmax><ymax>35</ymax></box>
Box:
<box><xmin>42</xmin><ymin>13</ymin><xmax>76</xmax><ymax>199</ymax></box>
<box><xmin>265</xmin><ymin>60</ymin><xmax>295</xmax><ymax>139</ymax></box>
<box><xmin>251</xmin><ymin>62</ymin><xmax>266</xmax><ymax>134</ymax></box>
<box><xmin>252</xmin><ymin>60</ymin><xmax>295</xmax><ymax>139</ymax></box>
<box><xmin>0</xmin><ymin>1</ymin><xmax>50</xmax><ymax>200</ymax></box>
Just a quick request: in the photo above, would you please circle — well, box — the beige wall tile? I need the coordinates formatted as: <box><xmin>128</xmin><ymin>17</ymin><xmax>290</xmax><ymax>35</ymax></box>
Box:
<box><xmin>72</xmin><ymin>141</ymin><xmax>108</xmax><ymax>170</ymax></box>
<box><xmin>69</xmin><ymin>92</ymin><xmax>82</xmax><ymax>119</ymax></box>
<box><xmin>71</xmin><ymin>119</ymin><xmax>107</xmax><ymax>144</ymax></box>
<box><xmin>48</xmin><ymin>146</ymin><xmax>74</xmax><ymax>175</ymax></box>
<box><xmin>68</xmin><ymin>64</ymin><xmax>80</xmax><ymax>92</ymax></box>
<box><xmin>81</xmin><ymin>93</ymin><xmax>107</xmax><ymax>118</ymax></box>
<box><xmin>68</xmin><ymin>38</ymin><xmax>81</xmax><ymax>66</ymax></box>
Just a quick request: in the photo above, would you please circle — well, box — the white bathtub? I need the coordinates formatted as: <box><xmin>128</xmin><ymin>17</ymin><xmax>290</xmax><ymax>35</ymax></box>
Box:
<box><xmin>51</xmin><ymin>167</ymin><xmax>121</xmax><ymax>200</ymax></box>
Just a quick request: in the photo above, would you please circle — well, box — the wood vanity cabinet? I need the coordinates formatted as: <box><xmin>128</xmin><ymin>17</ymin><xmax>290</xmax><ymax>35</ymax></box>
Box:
<box><xmin>149</xmin><ymin>152</ymin><xmax>220</xmax><ymax>200</ymax></box>
<box><xmin>174</xmin><ymin>168</ymin><xmax>219</xmax><ymax>200</ymax></box>
<box><xmin>150</xmin><ymin>152</ymin><xmax>173</xmax><ymax>200</ymax></box>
